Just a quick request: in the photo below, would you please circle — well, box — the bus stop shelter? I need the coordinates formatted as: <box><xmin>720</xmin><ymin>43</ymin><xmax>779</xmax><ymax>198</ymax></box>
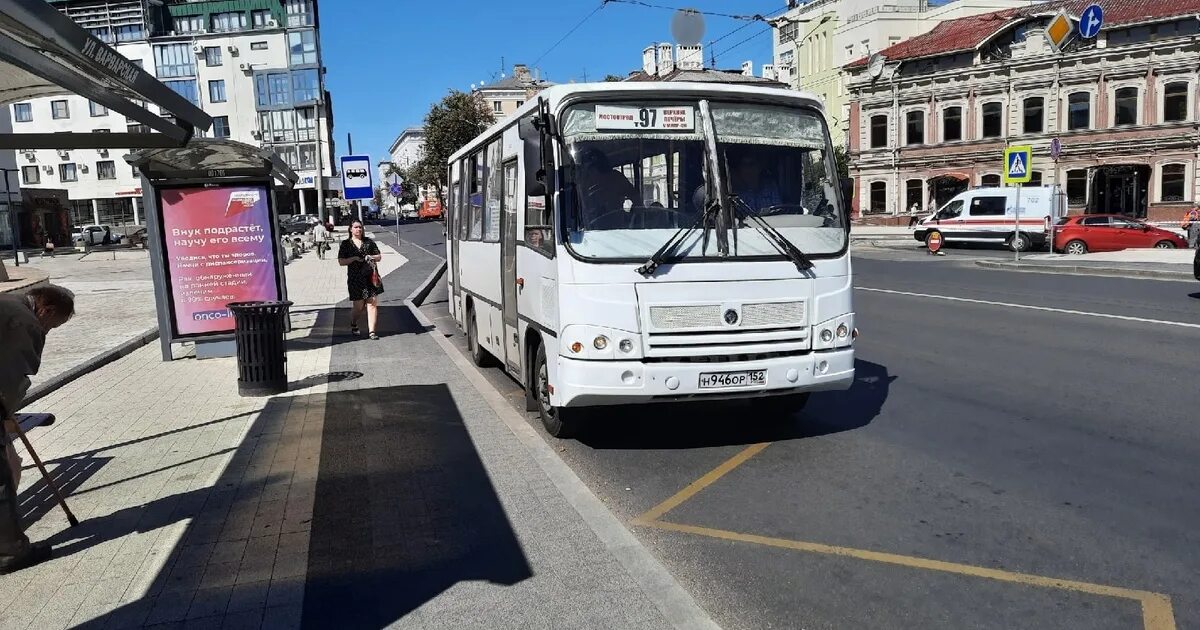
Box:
<box><xmin>127</xmin><ymin>139</ymin><xmax>298</xmax><ymax>361</ymax></box>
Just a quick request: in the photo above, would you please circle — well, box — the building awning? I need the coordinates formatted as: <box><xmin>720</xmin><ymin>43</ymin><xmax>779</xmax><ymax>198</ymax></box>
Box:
<box><xmin>0</xmin><ymin>0</ymin><xmax>212</xmax><ymax>150</ymax></box>
<box><xmin>127</xmin><ymin>139</ymin><xmax>298</xmax><ymax>185</ymax></box>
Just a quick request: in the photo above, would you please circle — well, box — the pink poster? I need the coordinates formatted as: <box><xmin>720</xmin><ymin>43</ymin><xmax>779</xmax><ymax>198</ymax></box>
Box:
<box><xmin>159</xmin><ymin>185</ymin><xmax>280</xmax><ymax>337</ymax></box>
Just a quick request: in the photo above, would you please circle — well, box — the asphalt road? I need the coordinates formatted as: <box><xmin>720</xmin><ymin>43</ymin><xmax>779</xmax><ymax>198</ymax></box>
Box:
<box><xmin>379</xmin><ymin>219</ymin><xmax>1200</xmax><ymax>630</ymax></box>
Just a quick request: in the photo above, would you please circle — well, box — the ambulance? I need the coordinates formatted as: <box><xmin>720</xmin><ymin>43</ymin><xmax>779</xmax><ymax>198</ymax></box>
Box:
<box><xmin>912</xmin><ymin>186</ymin><xmax>1066</xmax><ymax>251</ymax></box>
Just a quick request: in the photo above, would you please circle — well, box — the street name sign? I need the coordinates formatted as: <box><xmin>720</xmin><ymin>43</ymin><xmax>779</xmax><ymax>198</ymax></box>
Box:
<box><xmin>1079</xmin><ymin>4</ymin><xmax>1104</xmax><ymax>39</ymax></box>
<box><xmin>1004</xmin><ymin>146</ymin><xmax>1033</xmax><ymax>185</ymax></box>
<box><xmin>340</xmin><ymin>155</ymin><xmax>373</xmax><ymax>201</ymax></box>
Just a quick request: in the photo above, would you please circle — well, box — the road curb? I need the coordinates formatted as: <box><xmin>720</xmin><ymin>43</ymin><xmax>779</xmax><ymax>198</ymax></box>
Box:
<box><xmin>406</xmin><ymin>262</ymin><xmax>722</xmax><ymax>630</ymax></box>
<box><xmin>975</xmin><ymin>259</ymin><xmax>1194</xmax><ymax>281</ymax></box>
<box><xmin>20</xmin><ymin>326</ymin><xmax>159</xmax><ymax>410</ymax></box>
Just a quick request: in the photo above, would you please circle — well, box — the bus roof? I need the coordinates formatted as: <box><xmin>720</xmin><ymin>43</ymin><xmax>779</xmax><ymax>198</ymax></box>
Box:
<box><xmin>448</xmin><ymin>81</ymin><xmax>828</xmax><ymax>164</ymax></box>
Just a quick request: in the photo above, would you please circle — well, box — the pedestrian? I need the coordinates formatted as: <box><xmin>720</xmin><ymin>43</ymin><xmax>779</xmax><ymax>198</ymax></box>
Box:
<box><xmin>0</xmin><ymin>285</ymin><xmax>75</xmax><ymax>574</ymax></box>
<box><xmin>337</xmin><ymin>220</ymin><xmax>383</xmax><ymax>339</ymax></box>
<box><xmin>907</xmin><ymin>203</ymin><xmax>921</xmax><ymax>228</ymax></box>
<box><xmin>101</xmin><ymin>226</ymin><xmax>112</xmax><ymax>246</ymax></box>
<box><xmin>312</xmin><ymin>220</ymin><xmax>331</xmax><ymax>260</ymax></box>
<box><xmin>1183</xmin><ymin>206</ymin><xmax>1200</xmax><ymax>249</ymax></box>
<box><xmin>42</xmin><ymin>237</ymin><xmax>54</xmax><ymax>258</ymax></box>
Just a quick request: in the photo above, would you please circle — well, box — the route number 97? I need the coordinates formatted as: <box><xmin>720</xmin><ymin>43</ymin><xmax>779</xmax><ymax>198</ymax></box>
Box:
<box><xmin>636</xmin><ymin>108</ymin><xmax>658</xmax><ymax>128</ymax></box>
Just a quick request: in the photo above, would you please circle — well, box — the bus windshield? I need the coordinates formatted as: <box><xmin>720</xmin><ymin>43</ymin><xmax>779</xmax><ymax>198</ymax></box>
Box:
<box><xmin>561</xmin><ymin>101</ymin><xmax>846</xmax><ymax>262</ymax></box>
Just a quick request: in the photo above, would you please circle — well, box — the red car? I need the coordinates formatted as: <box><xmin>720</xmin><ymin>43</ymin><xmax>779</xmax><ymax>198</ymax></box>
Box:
<box><xmin>1053</xmin><ymin>214</ymin><xmax>1186</xmax><ymax>255</ymax></box>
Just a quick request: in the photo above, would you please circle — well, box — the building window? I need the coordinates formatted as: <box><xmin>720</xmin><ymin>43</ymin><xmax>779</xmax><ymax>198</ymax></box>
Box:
<box><xmin>262</xmin><ymin>110</ymin><xmax>295</xmax><ymax>142</ymax></box>
<box><xmin>114</xmin><ymin>24</ymin><xmax>144</xmax><ymax>42</ymax></box>
<box><xmin>779</xmin><ymin>21</ymin><xmax>798</xmax><ymax>44</ymax></box>
<box><xmin>942</xmin><ymin>106</ymin><xmax>962</xmax><ymax>142</ymax></box>
<box><xmin>869</xmin><ymin>181</ymin><xmax>886</xmax><ymax>213</ymax></box>
<box><xmin>291</xmin><ymin>69</ymin><xmax>319</xmax><ymax>103</ymax></box>
<box><xmin>1114</xmin><ymin>87</ymin><xmax>1138</xmax><ymax>126</ymax></box>
<box><xmin>296</xmin><ymin>107</ymin><xmax>317</xmax><ymax>141</ymax></box>
<box><xmin>51</xmin><ymin>100</ymin><xmax>69</xmax><ymax>119</ymax></box>
<box><xmin>256</xmin><ymin>72</ymin><xmax>292</xmax><ymax>107</ymax></box>
<box><xmin>870</xmin><ymin>114</ymin><xmax>887</xmax><ymax>148</ymax></box>
<box><xmin>981</xmin><ymin>102</ymin><xmax>1003</xmax><ymax>138</ymax></box>
<box><xmin>1028</xmin><ymin>171</ymin><xmax>1043</xmax><ymax>187</ymax></box>
<box><xmin>1066</xmin><ymin>169</ymin><xmax>1087</xmax><ymax>205</ymax></box>
<box><xmin>299</xmin><ymin>144</ymin><xmax>316</xmax><ymax>170</ymax></box>
<box><xmin>1023</xmin><ymin>96</ymin><xmax>1043</xmax><ymax>134</ymax></box>
<box><xmin>1163</xmin><ymin>82</ymin><xmax>1188</xmax><ymax>123</ymax></box>
<box><xmin>286</xmin><ymin>0</ymin><xmax>314</xmax><ymax>27</ymax></box>
<box><xmin>288</xmin><ymin>30</ymin><xmax>317</xmax><ymax>66</ymax></box>
<box><xmin>154</xmin><ymin>43</ymin><xmax>195</xmax><ymax>78</ymax></box>
<box><xmin>1067</xmin><ymin>92</ymin><xmax>1090</xmax><ymax>130</ymax></box>
<box><xmin>905</xmin><ymin>110</ymin><xmax>924</xmax><ymax>145</ymax></box>
<box><xmin>1161</xmin><ymin>164</ymin><xmax>1186</xmax><ymax>201</ymax></box>
<box><xmin>252</xmin><ymin>9</ymin><xmax>273</xmax><ymax>28</ymax></box>
<box><xmin>251</xmin><ymin>41</ymin><xmax>269</xmax><ymax>51</ymax></box>
<box><xmin>21</xmin><ymin>165</ymin><xmax>39</xmax><ymax>185</ymax></box>
<box><xmin>164</xmin><ymin>79</ymin><xmax>200</xmax><ymax>106</ymax></box>
<box><xmin>128</xmin><ymin>122</ymin><xmax>151</xmax><ymax>134</ymax></box>
<box><xmin>211</xmin><ymin>11</ymin><xmax>248</xmax><ymax>33</ymax></box>
<box><xmin>59</xmin><ymin>163</ymin><xmax>78</xmax><ymax>182</ymax></box>
<box><xmin>13</xmin><ymin>103</ymin><xmax>31</xmax><ymax>123</ymax></box>
<box><xmin>208</xmin><ymin>80</ymin><xmax>226</xmax><ymax>104</ymax></box>
<box><xmin>213</xmin><ymin>116</ymin><xmax>230</xmax><ymax>139</ymax></box>
<box><xmin>981</xmin><ymin>174</ymin><xmax>1001</xmax><ymax>188</ymax></box>
<box><xmin>96</xmin><ymin>160</ymin><xmax>116</xmax><ymax>180</ymax></box>
<box><xmin>493</xmin><ymin>101</ymin><xmax>503</xmax><ymax>114</ymax></box>
<box><xmin>277</xmin><ymin>146</ymin><xmax>299</xmax><ymax>169</ymax></box>
<box><xmin>173</xmin><ymin>16</ymin><xmax>203</xmax><ymax>34</ymax></box>
<box><xmin>905</xmin><ymin>179</ymin><xmax>923</xmax><ymax>212</ymax></box>
<box><xmin>88</xmin><ymin>101</ymin><xmax>108</xmax><ymax>117</ymax></box>
<box><xmin>204</xmin><ymin>46</ymin><xmax>222</xmax><ymax>67</ymax></box>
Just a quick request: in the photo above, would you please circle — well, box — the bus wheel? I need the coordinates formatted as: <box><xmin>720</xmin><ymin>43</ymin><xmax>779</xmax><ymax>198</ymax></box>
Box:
<box><xmin>754</xmin><ymin>392</ymin><xmax>810</xmax><ymax>420</ymax></box>
<box><xmin>535</xmin><ymin>344</ymin><xmax>580</xmax><ymax>438</ymax></box>
<box><xmin>468</xmin><ymin>307</ymin><xmax>493</xmax><ymax>367</ymax></box>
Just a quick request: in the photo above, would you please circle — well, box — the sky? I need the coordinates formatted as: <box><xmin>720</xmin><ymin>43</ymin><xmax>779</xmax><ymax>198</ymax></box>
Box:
<box><xmin>320</xmin><ymin>0</ymin><xmax>783</xmax><ymax>165</ymax></box>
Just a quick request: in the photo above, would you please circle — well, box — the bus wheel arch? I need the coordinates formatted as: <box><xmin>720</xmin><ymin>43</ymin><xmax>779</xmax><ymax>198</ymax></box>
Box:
<box><xmin>523</xmin><ymin>329</ymin><xmax>543</xmax><ymax>412</ymax></box>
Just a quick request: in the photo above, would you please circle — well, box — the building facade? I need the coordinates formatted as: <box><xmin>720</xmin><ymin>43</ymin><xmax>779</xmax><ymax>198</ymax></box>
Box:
<box><xmin>474</xmin><ymin>64</ymin><xmax>553</xmax><ymax>120</ymax></box>
<box><xmin>772</xmin><ymin>0</ymin><xmax>1033</xmax><ymax>145</ymax></box>
<box><xmin>845</xmin><ymin>0</ymin><xmax>1200</xmax><ymax>222</ymax></box>
<box><xmin>9</xmin><ymin>0</ymin><xmax>337</xmax><ymax>244</ymax></box>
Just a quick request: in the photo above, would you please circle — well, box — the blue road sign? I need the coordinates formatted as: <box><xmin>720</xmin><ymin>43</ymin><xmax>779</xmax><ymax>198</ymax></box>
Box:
<box><xmin>1079</xmin><ymin>4</ymin><xmax>1103</xmax><ymax>39</ymax></box>
<box><xmin>340</xmin><ymin>154</ymin><xmax>373</xmax><ymax>201</ymax></box>
<box><xmin>1003</xmin><ymin>145</ymin><xmax>1032</xmax><ymax>184</ymax></box>
<box><xmin>389</xmin><ymin>183</ymin><xmax>403</xmax><ymax>198</ymax></box>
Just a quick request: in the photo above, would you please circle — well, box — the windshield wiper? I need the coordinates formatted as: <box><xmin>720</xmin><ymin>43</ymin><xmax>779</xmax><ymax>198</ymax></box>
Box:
<box><xmin>636</xmin><ymin>202</ymin><xmax>716</xmax><ymax>276</ymax></box>
<box><xmin>729</xmin><ymin>195</ymin><xmax>814</xmax><ymax>271</ymax></box>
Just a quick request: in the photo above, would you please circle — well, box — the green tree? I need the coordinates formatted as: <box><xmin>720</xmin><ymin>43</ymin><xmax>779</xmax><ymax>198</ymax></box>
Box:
<box><xmin>604</xmin><ymin>74</ymin><xmax>625</xmax><ymax>82</ymax></box>
<box><xmin>414</xmin><ymin>90</ymin><xmax>494</xmax><ymax>189</ymax></box>
<box><xmin>381</xmin><ymin>163</ymin><xmax>420</xmax><ymax>208</ymax></box>
<box><xmin>832</xmin><ymin>143</ymin><xmax>849</xmax><ymax>183</ymax></box>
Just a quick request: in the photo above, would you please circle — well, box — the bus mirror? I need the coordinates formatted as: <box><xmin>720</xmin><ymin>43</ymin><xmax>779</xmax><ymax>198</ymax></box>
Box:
<box><xmin>518</xmin><ymin>115</ymin><xmax>538</xmax><ymax>140</ymax></box>
<box><xmin>528</xmin><ymin>169</ymin><xmax>547</xmax><ymax>196</ymax></box>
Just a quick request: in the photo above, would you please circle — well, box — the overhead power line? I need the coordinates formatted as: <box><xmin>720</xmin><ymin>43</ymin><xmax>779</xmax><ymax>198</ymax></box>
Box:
<box><xmin>532</xmin><ymin>2</ymin><xmax>608</xmax><ymax>68</ymax></box>
<box><xmin>604</xmin><ymin>0</ymin><xmax>771</xmax><ymax>22</ymax></box>
<box><xmin>710</xmin><ymin>26</ymin><xmax>773</xmax><ymax>64</ymax></box>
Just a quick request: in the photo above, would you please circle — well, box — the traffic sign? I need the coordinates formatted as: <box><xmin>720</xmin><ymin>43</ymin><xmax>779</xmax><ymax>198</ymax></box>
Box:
<box><xmin>1003</xmin><ymin>146</ymin><xmax>1033</xmax><ymax>184</ymax></box>
<box><xmin>1050</xmin><ymin>138</ymin><xmax>1062</xmax><ymax>160</ymax></box>
<box><xmin>389</xmin><ymin>183</ymin><xmax>403</xmax><ymax>198</ymax></box>
<box><xmin>386</xmin><ymin>172</ymin><xmax>403</xmax><ymax>187</ymax></box>
<box><xmin>340</xmin><ymin>155</ymin><xmax>373</xmax><ymax>201</ymax></box>
<box><xmin>926</xmin><ymin>231</ymin><xmax>943</xmax><ymax>254</ymax></box>
<box><xmin>1078</xmin><ymin>4</ymin><xmax>1104</xmax><ymax>39</ymax></box>
<box><xmin>1044</xmin><ymin>12</ymin><xmax>1073</xmax><ymax>51</ymax></box>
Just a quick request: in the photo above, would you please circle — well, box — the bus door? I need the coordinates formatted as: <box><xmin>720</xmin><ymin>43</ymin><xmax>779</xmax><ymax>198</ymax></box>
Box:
<box><xmin>449</xmin><ymin>179</ymin><xmax>461</xmax><ymax>321</ymax></box>
<box><xmin>500</xmin><ymin>159</ymin><xmax>521</xmax><ymax>374</ymax></box>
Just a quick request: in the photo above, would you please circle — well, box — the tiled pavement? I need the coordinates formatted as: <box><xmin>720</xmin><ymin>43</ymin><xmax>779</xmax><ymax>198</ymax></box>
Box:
<box><xmin>2</xmin><ymin>233</ymin><xmax>697</xmax><ymax>629</ymax></box>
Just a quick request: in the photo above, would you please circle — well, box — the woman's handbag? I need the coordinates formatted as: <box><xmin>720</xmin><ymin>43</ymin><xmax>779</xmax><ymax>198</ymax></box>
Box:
<box><xmin>370</xmin><ymin>260</ymin><xmax>384</xmax><ymax>291</ymax></box>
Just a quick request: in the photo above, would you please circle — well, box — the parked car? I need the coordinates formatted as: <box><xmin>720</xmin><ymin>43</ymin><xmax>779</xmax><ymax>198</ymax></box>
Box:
<box><xmin>73</xmin><ymin>224</ymin><xmax>122</xmax><ymax>246</ymax></box>
<box><xmin>1053</xmin><ymin>215</ymin><xmax>1187</xmax><ymax>254</ymax></box>
<box><xmin>913</xmin><ymin>186</ymin><xmax>1062</xmax><ymax>252</ymax></box>
<box><xmin>278</xmin><ymin>215</ymin><xmax>316</xmax><ymax>235</ymax></box>
<box><xmin>1193</xmin><ymin>246</ymin><xmax>1199</xmax><ymax>281</ymax></box>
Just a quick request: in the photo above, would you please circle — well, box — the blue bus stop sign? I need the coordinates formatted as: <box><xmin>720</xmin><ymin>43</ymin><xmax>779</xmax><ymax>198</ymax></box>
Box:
<box><xmin>1079</xmin><ymin>4</ymin><xmax>1103</xmax><ymax>39</ymax></box>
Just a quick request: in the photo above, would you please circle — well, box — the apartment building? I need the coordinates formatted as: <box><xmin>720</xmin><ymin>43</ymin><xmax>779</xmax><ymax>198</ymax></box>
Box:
<box><xmin>474</xmin><ymin>65</ymin><xmax>554</xmax><ymax>120</ymax></box>
<box><xmin>10</xmin><ymin>0</ymin><xmax>336</xmax><ymax>235</ymax></box>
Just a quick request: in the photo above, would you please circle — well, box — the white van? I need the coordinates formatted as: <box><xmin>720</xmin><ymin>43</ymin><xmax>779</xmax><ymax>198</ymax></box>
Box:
<box><xmin>913</xmin><ymin>186</ymin><xmax>1065</xmax><ymax>251</ymax></box>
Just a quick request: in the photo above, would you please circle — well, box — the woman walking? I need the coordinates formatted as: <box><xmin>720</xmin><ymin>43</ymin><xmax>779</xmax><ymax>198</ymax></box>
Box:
<box><xmin>337</xmin><ymin>221</ymin><xmax>383</xmax><ymax>339</ymax></box>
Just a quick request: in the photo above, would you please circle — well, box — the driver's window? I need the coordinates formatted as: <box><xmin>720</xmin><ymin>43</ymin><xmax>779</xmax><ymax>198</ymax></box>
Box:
<box><xmin>938</xmin><ymin>200</ymin><xmax>963</xmax><ymax>219</ymax></box>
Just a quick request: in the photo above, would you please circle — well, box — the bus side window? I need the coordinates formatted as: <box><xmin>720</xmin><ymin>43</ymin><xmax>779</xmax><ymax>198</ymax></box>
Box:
<box><xmin>521</xmin><ymin>117</ymin><xmax>554</xmax><ymax>256</ymax></box>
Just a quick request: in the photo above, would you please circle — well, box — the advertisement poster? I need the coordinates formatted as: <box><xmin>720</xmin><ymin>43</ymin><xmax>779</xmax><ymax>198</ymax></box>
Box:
<box><xmin>159</xmin><ymin>185</ymin><xmax>279</xmax><ymax>337</ymax></box>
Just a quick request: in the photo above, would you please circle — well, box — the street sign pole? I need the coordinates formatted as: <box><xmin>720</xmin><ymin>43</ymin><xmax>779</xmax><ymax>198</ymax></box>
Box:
<box><xmin>1014</xmin><ymin>184</ymin><xmax>1022</xmax><ymax>262</ymax></box>
<box><xmin>1003</xmin><ymin>145</ymin><xmax>1033</xmax><ymax>262</ymax></box>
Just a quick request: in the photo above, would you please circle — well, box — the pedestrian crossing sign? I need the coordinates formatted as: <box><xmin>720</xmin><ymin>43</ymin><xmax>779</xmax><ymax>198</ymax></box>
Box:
<box><xmin>1003</xmin><ymin>146</ymin><xmax>1033</xmax><ymax>184</ymax></box>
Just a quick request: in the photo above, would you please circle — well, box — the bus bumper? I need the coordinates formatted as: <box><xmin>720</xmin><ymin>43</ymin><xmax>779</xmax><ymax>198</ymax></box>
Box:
<box><xmin>553</xmin><ymin>349</ymin><xmax>855</xmax><ymax>408</ymax></box>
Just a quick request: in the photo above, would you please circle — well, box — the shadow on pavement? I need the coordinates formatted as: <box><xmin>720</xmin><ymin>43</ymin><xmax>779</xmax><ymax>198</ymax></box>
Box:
<box><xmin>288</xmin><ymin>304</ymin><xmax>429</xmax><ymax>351</ymax></box>
<box><xmin>1189</xmin><ymin>292</ymin><xmax>1200</xmax><ymax>300</ymax></box>
<box><xmin>289</xmin><ymin>371</ymin><xmax>362</xmax><ymax>392</ymax></box>
<box><xmin>576</xmin><ymin>359</ymin><xmax>894</xmax><ymax>450</ymax></box>
<box><xmin>18</xmin><ymin>455</ymin><xmax>108</xmax><ymax>529</ymax></box>
<box><xmin>302</xmin><ymin>384</ymin><xmax>531</xmax><ymax>628</ymax></box>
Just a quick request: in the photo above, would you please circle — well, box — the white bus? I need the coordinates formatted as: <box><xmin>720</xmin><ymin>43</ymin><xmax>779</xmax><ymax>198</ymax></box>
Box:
<box><xmin>446</xmin><ymin>82</ymin><xmax>855</xmax><ymax>437</ymax></box>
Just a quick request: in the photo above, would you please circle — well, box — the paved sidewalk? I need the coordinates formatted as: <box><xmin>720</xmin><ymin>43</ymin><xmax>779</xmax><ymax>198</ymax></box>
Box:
<box><xmin>977</xmin><ymin>248</ymin><xmax>1196</xmax><ymax>280</ymax></box>
<box><xmin>2</xmin><ymin>235</ymin><xmax>703</xmax><ymax>629</ymax></box>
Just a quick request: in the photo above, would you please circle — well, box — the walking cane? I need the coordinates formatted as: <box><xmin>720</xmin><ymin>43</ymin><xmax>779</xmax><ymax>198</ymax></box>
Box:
<box><xmin>3</xmin><ymin>416</ymin><xmax>78</xmax><ymax>527</ymax></box>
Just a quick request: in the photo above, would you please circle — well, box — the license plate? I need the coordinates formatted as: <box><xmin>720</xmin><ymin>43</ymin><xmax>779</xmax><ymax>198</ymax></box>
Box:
<box><xmin>699</xmin><ymin>370</ymin><xmax>767</xmax><ymax>389</ymax></box>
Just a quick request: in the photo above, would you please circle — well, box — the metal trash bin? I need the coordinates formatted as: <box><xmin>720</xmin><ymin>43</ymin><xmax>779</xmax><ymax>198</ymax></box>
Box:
<box><xmin>228</xmin><ymin>300</ymin><xmax>293</xmax><ymax>397</ymax></box>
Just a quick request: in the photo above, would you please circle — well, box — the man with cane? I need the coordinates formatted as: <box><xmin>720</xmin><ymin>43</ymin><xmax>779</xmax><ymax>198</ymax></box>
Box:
<box><xmin>0</xmin><ymin>285</ymin><xmax>74</xmax><ymax>573</ymax></box>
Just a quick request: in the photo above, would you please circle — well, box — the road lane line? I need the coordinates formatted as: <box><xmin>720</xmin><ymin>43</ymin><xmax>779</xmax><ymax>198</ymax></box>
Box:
<box><xmin>858</xmin><ymin>287</ymin><xmax>1200</xmax><ymax>330</ymax></box>
<box><xmin>632</xmin><ymin>443</ymin><xmax>770</xmax><ymax>526</ymax></box>
<box><xmin>643</xmin><ymin>519</ymin><xmax>1177</xmax><ymax>630</ymax></box>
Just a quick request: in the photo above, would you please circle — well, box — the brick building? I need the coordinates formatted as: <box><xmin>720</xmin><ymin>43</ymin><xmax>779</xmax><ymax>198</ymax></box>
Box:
<box><xmin>845</xmin><ymin>0</ymin><xmax>1200</xmax><ymax>223</ymax></box>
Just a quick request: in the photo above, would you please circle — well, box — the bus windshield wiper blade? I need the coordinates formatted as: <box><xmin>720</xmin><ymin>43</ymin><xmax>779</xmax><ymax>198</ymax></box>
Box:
<box><xmin>730</xmin><ymin>196</ymin><xmax>814</xmax><ymax>271</ymax></box>
<box><xmin>636</xmin><ymin>209</ymin><xmax>709</xmax><ymax>276</ymax></box>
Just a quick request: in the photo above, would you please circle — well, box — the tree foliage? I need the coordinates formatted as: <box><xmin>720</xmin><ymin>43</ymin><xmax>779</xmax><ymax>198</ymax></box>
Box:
<box><xmin>414</xmin><ymin>90</ymin><xmax>494</xmax><ymax>188</ymax></box>
<box><xmin>384</xmin><ymin>163</ymin><xmax>420</xmax><ymax>207</ymax></box>
<box><xmin>603</xmin><ymin>74</ymin><xmax>625</xmax><ymax>82</ymax></box>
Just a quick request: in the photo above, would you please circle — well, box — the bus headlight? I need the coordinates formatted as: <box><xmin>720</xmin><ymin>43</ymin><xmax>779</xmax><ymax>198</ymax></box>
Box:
<box><xmin>561</xmin><ymin>325</ymin><xmax>641</xmax><ymax>359</ymax></box>
<box><xmin>820</xmin><ymin>329</ymin><xmax>834</xmax><ymax>343</ymax></box>
<box><xmin>836</xmin><ymin>324</ymin><xmax>850</xmax><ymax>339</ymax></box>
<box><xmin>593</xmin><ymin>336</ymin><xmax>609</xmax><ymax>350</ymax></box>
<box><xmin>813</xmin><ymin>314</ymin><xmax>855</xmax><ymax>350</ymax></box>
<box><xmin>618</xmin><ymin>339</ymin><xmax>634</xmax><ymax>353</ymax></box>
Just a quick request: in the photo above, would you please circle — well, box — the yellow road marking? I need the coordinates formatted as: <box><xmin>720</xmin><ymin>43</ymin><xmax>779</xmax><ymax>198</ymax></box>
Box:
<box><xmin>632</xmin><ymin>443</ymin><xmax>770</xmax><ymax>526</ymax></box>
<box><xmin>632</xmin><ymin>441</ymin><xmax>1178</xmax><ymax>630</ymax></box>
